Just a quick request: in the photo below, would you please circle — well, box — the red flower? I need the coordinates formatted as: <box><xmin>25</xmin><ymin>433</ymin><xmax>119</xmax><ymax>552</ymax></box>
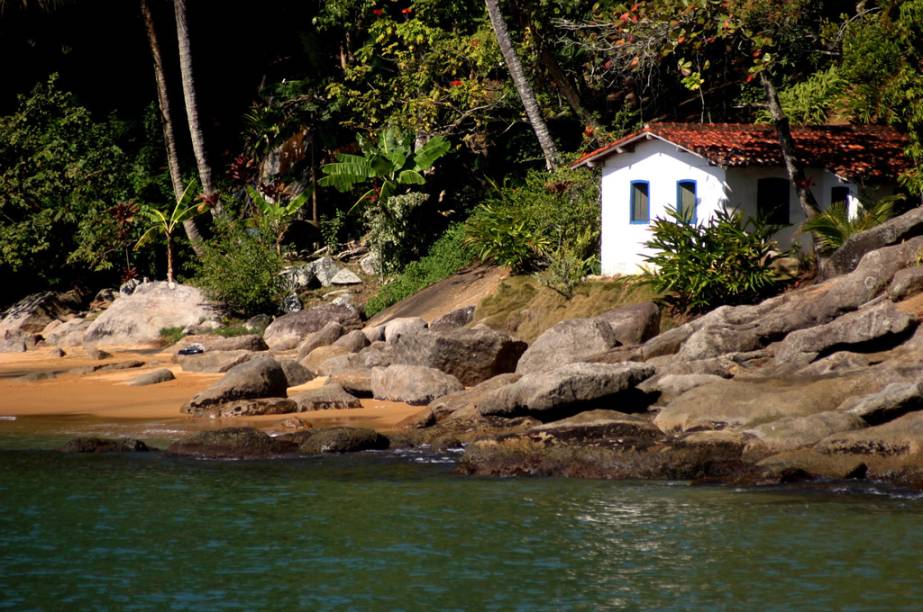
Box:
<box><xmin>401</xmin><ymin>7</ymin><xmax>412</xmax><ymax>14</ymax></box>
<box><xmin>371</xmin><ymin>8</ymin><xmax>384</xmax><ymax>15</ymax></box>
<box><xmin>449</xmin><ymin>79</ymin><xmax>463</xmax><ymax>87</ymax></box>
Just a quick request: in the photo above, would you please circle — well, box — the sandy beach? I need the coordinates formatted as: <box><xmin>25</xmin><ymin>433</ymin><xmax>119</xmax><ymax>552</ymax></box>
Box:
<box><xmin>0</xmin><ymin>347</ymin><xmax>425</xmax><ymax>444</ymax></box>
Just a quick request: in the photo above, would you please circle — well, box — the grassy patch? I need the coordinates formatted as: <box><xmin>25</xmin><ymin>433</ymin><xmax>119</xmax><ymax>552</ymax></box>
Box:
<box><xmin>159</xmin><ymin>326</ymin><xmax>185</xmax><ymax>346</ymax></box>
<box><xmin>214</xmin><ymin>325</ymin><xmax>252</xmax><ymax>337</ymax></box>
<box><xmin>475</xmin><ymin>275</ymin><xmax>670</xmax><ymax>343</ymax></box>
<box><xmin>364</xmin><ymin>225</ymin><xmax>475</xmax><ymax>317</ymax></box>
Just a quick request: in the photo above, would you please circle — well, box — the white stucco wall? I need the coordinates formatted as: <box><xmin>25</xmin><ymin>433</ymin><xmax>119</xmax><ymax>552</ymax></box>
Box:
<box><xmin>599</xmin><ymin>138</ymin><xmax>727</xmax><ymax>275</ymax></box>
<box><xmin>597</xmin><ymin>138</ymin><xmax>893</xmax><ymax>275</ymax></box>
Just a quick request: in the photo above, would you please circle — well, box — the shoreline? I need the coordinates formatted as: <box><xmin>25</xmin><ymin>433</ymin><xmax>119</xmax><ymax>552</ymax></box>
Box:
<box><xmin>0</xmin><ymin>347</ymin><xmax>427</xmax><ymax>444</ymax></box>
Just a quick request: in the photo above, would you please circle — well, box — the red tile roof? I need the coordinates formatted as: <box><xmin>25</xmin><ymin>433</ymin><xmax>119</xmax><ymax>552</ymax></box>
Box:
<box><xmin>571</xmin><ymin>122</ymin><xmax>910</xmax><ymax>181</ymax></box>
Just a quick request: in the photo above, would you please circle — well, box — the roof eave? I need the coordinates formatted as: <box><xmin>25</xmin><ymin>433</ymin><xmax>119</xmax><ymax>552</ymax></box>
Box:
<box><xmin>570</xmin><ymin>131</ymin><xmax>709</xmax><ymax>169</ymax></box>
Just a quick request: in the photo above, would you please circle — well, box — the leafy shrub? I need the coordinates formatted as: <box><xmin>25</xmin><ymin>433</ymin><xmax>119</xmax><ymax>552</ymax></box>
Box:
<box><xmin>213</xmin><ymin>325</ymin><xmax>252</xmax><ymax>337</ymax></box>
<box><xmin>159</xmin><ymin>326</ymin><xmax>185</xmax><ymax>346</ymax></box>
<box><xmin>193</xmin><ymin>222</ymin><xmax>285</xmax><ymax>316</ymax></box>
<box><xmin>364</xmin><ymin>225</ymin><xmax>475</xmax><ymax>317</ymax></box>
<box><xmin>642</xmin><ymin>207</ymin><xmax>785</xmax><ymax>313</ymax></box>
<box><xmin>464</xmin><ymin>167</ymin><xmax>600</xmax><ymax>274</ymax></box>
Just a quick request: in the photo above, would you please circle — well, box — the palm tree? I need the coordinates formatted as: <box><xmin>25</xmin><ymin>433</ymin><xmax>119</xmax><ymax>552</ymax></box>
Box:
<box><xmin>135</xmin><ymin>184</ymin><xmax>203</xmax><ymax>285</ymax></box>
<box><xmin>173</xmin><ymin>0</ymin><xmax>220</xmax><ymax>215</ymax></box>
<box><xmin>484</xmin><ymin>0</ymin><xmax>558</xmax><ymax>170</ymax></box>
<box><xmin>140</xmin><ymin>0</ymin><xmax>204</xmax><ymax>256</ymax></box>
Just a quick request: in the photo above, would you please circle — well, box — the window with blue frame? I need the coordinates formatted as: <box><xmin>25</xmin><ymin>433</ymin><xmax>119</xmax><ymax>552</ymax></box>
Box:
<box><xmin>630</xmin><ymin>181</ymin><xmax>649</xmax><ymax>223</ymax></box>
<box><xmin>676</xmin><ymin>180</ymin><xmax>697</xmax><ymax>222</ymax></box>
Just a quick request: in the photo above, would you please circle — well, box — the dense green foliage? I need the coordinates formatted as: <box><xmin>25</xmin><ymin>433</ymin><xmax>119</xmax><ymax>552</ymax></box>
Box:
<box><xmin>364</xmin><ymin>225</ymin><xmax>475</xmax><ymax>317</ymax></box>
<box><xmin>3</xmin><ymin>0</ymin><xmax>921</xmax><ymax>313</ymax></box>
<box><xmin>0</xmin><ymin>77</ymin><xmax>164</xmax><ymax>288</ymax></box>
<box><xmin>464</xmin><ymin>167</ymin><xmax>599</xmax><ymax>275</ymax></box>
<box><xmin>642</xmin><ymin>207</ymin><xmax>785</xmax><ymax>313</ymax></box>
<box><xmin>192</xmin><ymin>222</ymin><xmax>285</xmax><ymax>317</ymax></box>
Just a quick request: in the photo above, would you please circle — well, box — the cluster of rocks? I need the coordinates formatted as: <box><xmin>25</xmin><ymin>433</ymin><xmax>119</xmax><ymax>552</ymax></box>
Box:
<box><xmin>0</xmin><ymin>281</ymin><xmax>223</xmax><ymax>351</ymax></box>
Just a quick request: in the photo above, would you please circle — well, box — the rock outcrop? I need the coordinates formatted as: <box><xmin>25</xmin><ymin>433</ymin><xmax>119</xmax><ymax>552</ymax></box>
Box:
<box><xmin>182</xmin><ymin>356</ymin><xmax>288</xmax><ymax>414</ymax></box>
<box><xmin>167</xmin><ymin>427</ymin><xmax>297</xmax><ymax>459</ymax></box>
<box><xmin>263</xmin><ymin>304</ymin><xmax>360</xmax><ymax>351</ymax></box>
<box><xmin>371</xmin><ymin>365</ymin><xmax>464</xmax><ymax>405</ymax></box>
<box><xmin>516</xmin><ymin>318</ymin><xmax>620</xmax><ymax>374</ymax></box>
<box><xmin>83</xmin><ymin>282</ymin><xmax>219</xmax><ymax>346</ymax></box>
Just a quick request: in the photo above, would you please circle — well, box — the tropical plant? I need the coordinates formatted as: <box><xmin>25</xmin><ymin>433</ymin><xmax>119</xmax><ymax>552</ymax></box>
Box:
<box><xmin>193</xmin><ymin>221</ymin><xmax>285</xmax><ymax>316</ymax></box>
<box><xmin>802</xmin><ymin>197</ymin><xmax>896</xmax><ymax>254</ymax></box>
<box><xmin>135</xmin><ymin>183</ymin><xmax>203</xmax><ymax>284</ymax></box>
<box><xmin>641</xmin><ymin>206</ymin><xmax>785</xmax><ymax>313</ymax></box>
<box><xmin>246</xmin><ymin>185</ymin><xmax>310</xmax><ymax>255</ymax></box>
<box><xmin>464</xmin><ymin>167</ymin><xmax>599</xmax><ymax>274</ymax></box>
<box><xmin>319</xmin><ymin>126</ymin><xmax>450</xmax><ymax>209</ymax></box>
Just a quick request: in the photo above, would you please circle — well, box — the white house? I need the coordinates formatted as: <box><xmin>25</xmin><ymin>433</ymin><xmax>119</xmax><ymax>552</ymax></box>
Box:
<box><xmin>571</xmin><ymin>123</ymin><xmax>909</xmax><ymax>275</ymax></box>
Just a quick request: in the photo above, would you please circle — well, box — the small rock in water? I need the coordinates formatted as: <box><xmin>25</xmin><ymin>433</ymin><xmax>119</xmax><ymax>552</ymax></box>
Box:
<box><xmin>85</xmin><ymin>347</ymin><xmax>112</xmax><ymax>360</ymax></box>
<box><xmin>59</xmin><ymin>437</ymin><xmax>153</xmax><ymax>453</ymax></box>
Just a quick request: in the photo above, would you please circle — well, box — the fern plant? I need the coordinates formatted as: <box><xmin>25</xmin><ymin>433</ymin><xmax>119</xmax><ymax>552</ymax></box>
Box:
<box><xmin>802</xmin><ymin>197</ymin><xmax>895</xmax><ymax>254</ymax></box>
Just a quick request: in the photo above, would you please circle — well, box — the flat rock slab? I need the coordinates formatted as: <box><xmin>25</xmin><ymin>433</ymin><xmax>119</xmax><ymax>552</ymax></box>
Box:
<box><xmin>654</xmin><ymin>375</ymin><xmax>872</xmax><ymax>434</ymax></box>
<box><xmin>841</xmin><ymin>381</ymin><xmax>923</xmax><ymax>425</ymax></box>
<box><xmin>177</xmin><ymin>350</ymin><xmax>257</xmax><ymax>373</ymax></box>
<box><xmin>298</xmin><ymin>427</ymin><xmax>389</xmax><ymax>454</ymax></box>
<box><xmin>430</xmin><ymin>373</ymin><xmax>521</xmax><ymax>419</ymax></box>
<box><xmin>128</xmin><ymin>368</ymin><xmax>176</xmax><ymax>386</ymax></box>
<box><xmin>167</xmin><ymin>427</ymin><xmax>297</xmax><ymax>459</ymax></box>
<box><xmin>479</xmin><ymin>362</ymin><xmax>655</xmax><ymax>419</ymax></box>
<box><xmin>332</xmin><ymin>330</ymin><xmax>370</xmax><ymax>353</ymax></box>
<box><xmin>744</xmin><ymin>411</ymin><xmax>867</xmax><ymax>454</ymax></box>
<box><xmin>371</xmin><ymin>364</ymin><xmax>464</xmax><ymax>405</ymax></box>
<box><xmin>176</xmin><ymin>334</ymin><xmax>269</xmax><ymax>353</ymax></box>
<box><xmin>596</xmin><ymin>302</ymin><xmax>660</xmax><ymax>345</ymax></box>
<box><xmin>182</xmin><ymin>397</ymin><xmax>299</xmax><ymax>418</ymax></box>
<box><xmin>291</xmin><ymin>383</ymin><xmax>361</xmax><ymax>411</ymax></box>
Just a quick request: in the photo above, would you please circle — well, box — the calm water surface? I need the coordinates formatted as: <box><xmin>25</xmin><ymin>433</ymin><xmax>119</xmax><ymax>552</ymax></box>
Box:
<box><xmin>1</xmin><ymin>441</ymin><xmax>922</xmax><ymax>609</ymax></box>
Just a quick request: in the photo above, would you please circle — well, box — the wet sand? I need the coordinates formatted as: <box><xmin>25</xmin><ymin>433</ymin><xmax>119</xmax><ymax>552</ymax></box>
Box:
<box><xmin>0</xmin><ymin>347</ymin><xmax>426</xmax><ymax>444</ymax></box>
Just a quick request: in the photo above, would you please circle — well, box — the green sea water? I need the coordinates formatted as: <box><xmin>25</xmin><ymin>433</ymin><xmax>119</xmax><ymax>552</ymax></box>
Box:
<box><xmin>1</xmin><ymin>445</ymin><xmax>923</xmax><ymax>610</ymax></box>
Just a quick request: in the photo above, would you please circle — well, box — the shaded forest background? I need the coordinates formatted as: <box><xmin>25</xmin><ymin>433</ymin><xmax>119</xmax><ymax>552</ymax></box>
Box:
<box><xmin>1</xmin><ymin>0</ymin><xmax>920</xmax><ymax>312</ymax></box>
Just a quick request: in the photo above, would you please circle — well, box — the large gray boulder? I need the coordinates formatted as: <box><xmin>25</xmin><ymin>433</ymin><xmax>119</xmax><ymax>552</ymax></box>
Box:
<box><xmin>430</xmin><ymin>306</ymin><xmax>475</xmax><ymax>332</ymax></box>
<box><xmin>371</xmin><ymin>365</ymin><xmax>464</xmax><ymax>405</ymax></box>
<box><xmin>1</xmin><ymin>291</ymin><xmax>80</xmax><ymax>352</ymax></box>
<box><xmin>597</xmin><ymin>302</ymin><xmax>660</xmax><ymax>345</ymax></box>
<box><xmin>309</xmin><ymin>257</ymin><xmax>342</xmax><ymax>287</ymax></box>
<box><xmin>264</xmin><ymin>304</ymin><xmax>360</xmax><ymax>351</ymax></box>
<box><xmin>478</xmin><ymin>362</ymin><xmax>655</xmax><ymax>419</ymax></box>
<box><xmin>83</xmin><ymin>282</ymin><xmax>220</xmax><ymax>347</ymax></box>
<box><xmin>279</xmin><ymin>359</ymin><xmax>315</xmax><ymax>387</ymax></box>
<box><xmin>328</xmin><ymin>368</ymin><xmax>374</xmax><ymax>397</ymax></box>
<box><xmin>182</xmin><ymin>356</ymin><xmax>288</xmax><ymax>412</ymax></box>
<box><xmin>296</xmin><ymin>321</ymin><xmax>345</xmax><ymax>360</ymax></box>
<box><xmin>516</xmin><ymin>318</ymin><xmax>620</xmax><ymax>374</ymax></box>
<box><xmin>42</xmin><ymin>317</ymin><xmax>91</xmax><ymax>348</ymax></box>
<box><xmin>392</xmin><ymin>327</ymin><xmax>527</xmax><ymax>386</ymax></box>
<box><xmin>384</xmin><ymin>317</ymin><xmax>428</xmax><ymax>343</ymax></box>
<box><xmin>773</xmin><ymin>301</ymin><xmax>916</xmax><ymax>366</ymax></box>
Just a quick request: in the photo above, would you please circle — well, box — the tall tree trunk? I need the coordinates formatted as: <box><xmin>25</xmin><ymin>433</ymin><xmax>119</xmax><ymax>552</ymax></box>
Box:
<box><xmin>536</xmin><ymin>42</ymin><xmax>601</xmax><ymax>132</ymax></box>
<box><xmin>166</xmin><ymin>236</ymin><xmax>174</xmax><ymax>285</ymax></box>
<box><xmin>173</xmin><ymin>0</ymin><xmax>220</xmax><ymax>215</ymax></box>
<box><xmin>760</xmin><ymin>72</ymin><xmax>821</xmax><ymax>220</ymax></box>
<box><xmin>140</xmin><ymin>0</ymin><xmax>204</xmax><ymax>257</ymax></box>
<box><xmin>484</xmin><ymin>0</ymin><xmax>559</xmax><ymax>170</ymax></box>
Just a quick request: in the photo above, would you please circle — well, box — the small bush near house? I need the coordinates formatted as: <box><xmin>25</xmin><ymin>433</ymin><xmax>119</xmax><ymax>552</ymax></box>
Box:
<box><xmin>642</xmin><ymin>206</ymin><xmax>786</xmax><ymax>313</ymax></box>
<box><xmin>193</xmin><ymin>222</ymin><xmax>286</xmax><ymax>317</ymax></box>
<box><xmin>364</xmin><ymin>225</ymin><xmax>475</xmax><ymax>317</ymax></box>
<box><xmin>802</xmin><ymin>197</ymin><xmax>895</xmax><ymax>254</ymax></box>
<box><xmin>159</xmin><ymin>326</ymin><xmax>185</xmax><ymax>346</ymax></box>
<box><xmin>464</xmin><ymin>167</ymin><xmax>600</xmax><ymax>275</ymax></box>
